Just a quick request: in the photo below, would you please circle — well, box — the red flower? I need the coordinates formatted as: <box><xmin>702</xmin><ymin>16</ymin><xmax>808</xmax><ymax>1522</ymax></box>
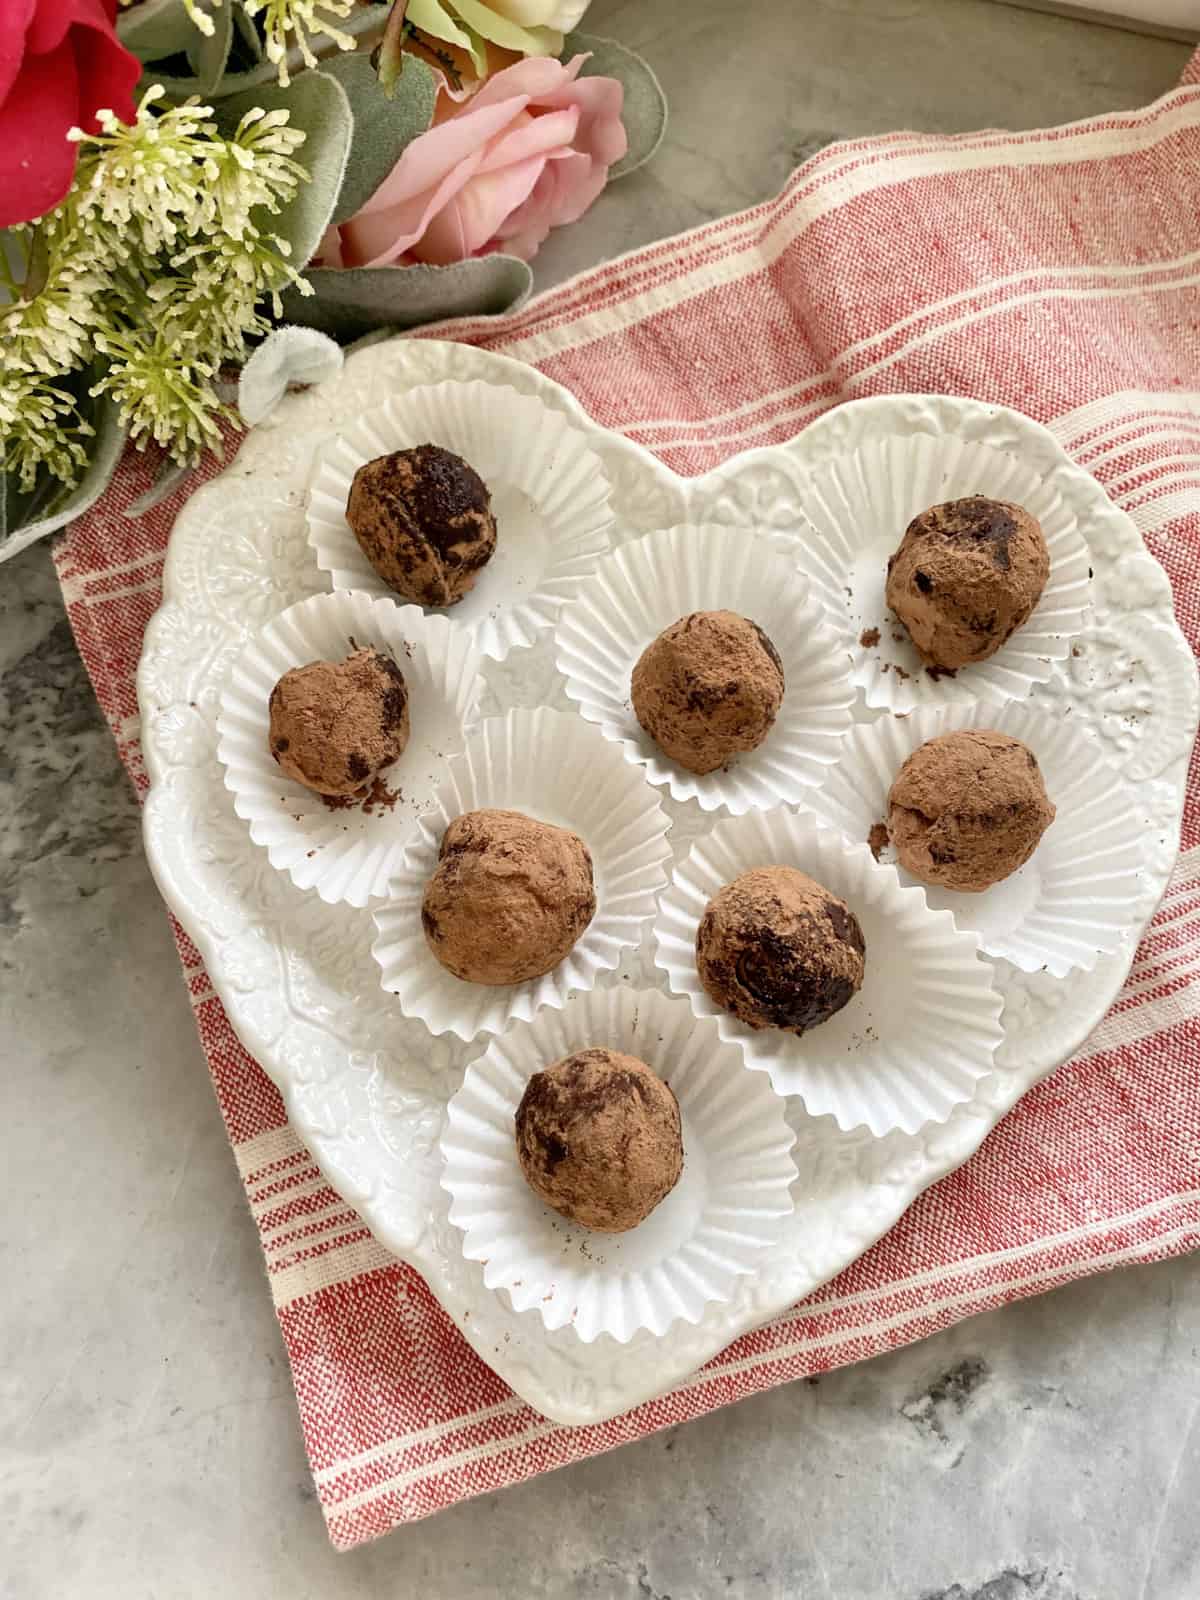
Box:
<box><xmin>0</xmin><ymin>0</ymin><xmax>141</xmax><ymax>228</ymax></box>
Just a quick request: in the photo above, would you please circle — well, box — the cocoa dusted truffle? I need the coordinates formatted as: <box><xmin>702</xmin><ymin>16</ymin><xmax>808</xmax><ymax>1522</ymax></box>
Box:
<box><xmin>888</xmin><ymin>728</ymin><xmax>1056</xmax><ymax>893</ymax></box>
<box><xmin>885</xmin><ymin>497</ymin><xmax>1050</xmax><ymax>670</ymax></box>
<box><xmin>268</xmin><ymin>647</ymin><xmax>409</xmax><ymax>797</ymax></box>
<box><xmin>696</xmin><ymin>866</ymin><xmax>866</xmax><ymax>1034</ymax></box>
<box><xmin>515</xmin><ymin>1048</ymin><xmax>683</xmax><ymax>1232</ymax></box>
<box><xmin>631</xmin><ymin>610</ymin><xmax>785</xmax><ymax>775</ymax></box>
<box><xmin>421</xmin><ymin>809</ymin><xmax>596</xmax><ymax>985</ymax></box>
<box><xmin>347</xmin><ymin>443</ymin><xmax>497</xmax><ymax>608</ymax></box>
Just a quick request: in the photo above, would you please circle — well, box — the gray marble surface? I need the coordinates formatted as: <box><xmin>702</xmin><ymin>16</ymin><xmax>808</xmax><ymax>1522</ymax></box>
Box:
<box><xmin>2</xmin><ymin>3</ymin><xmax>1198</xmax><ymax>1596</ymax></box>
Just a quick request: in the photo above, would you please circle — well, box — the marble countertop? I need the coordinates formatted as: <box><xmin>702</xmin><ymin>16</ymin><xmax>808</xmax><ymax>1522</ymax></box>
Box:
<box><xmin>3</xmin><ymin>3</ymin><xmax>1197</xmax><ymax>1596</ymax></box>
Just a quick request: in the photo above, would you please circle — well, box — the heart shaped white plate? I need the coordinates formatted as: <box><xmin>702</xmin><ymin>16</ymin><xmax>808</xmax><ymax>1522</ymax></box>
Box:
<box><xmin>138</xmin><ymin>339</ymin><xmax>1197</xmax><ymax>1426</ymax></box>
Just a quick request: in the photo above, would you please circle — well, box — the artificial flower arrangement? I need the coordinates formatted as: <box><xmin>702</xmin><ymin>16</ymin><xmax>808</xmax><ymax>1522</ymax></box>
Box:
<box><xmin>0</xmin><ymin>0</ymin><xmax>664</xmax><ymax>560</ymax></box>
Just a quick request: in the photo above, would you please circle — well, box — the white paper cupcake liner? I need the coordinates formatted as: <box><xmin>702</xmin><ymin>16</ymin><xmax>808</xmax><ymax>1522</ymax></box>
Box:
<box><xmin>654</xmin><ymin>811</ymin><xmax>1004</xmax><ymax>1137</ymax></box>
<box><xmin>372</xmin><ymin>708</ymin><xmax>673</xmax><ymax>1041</ymax></box>
<box><xmin>306</xmin><ymin>379</ymin><xmax>615</xmax><ymax>661</ymax></box>
<box><xmin>554</xmin><ymin>524</ymin><xmax>856</xmax><ymax>813</ymax></box>
<box><xmin>783</xmin><ymin>395</ymin><xmax>1093</xmax><ymax>713</ymax></box>
<box><xmin>216</xmin><ymin>591</ymin><xmax>483</xmax><ymax>908</ymax></box>
<box><xmin>796</xmin><ymin>700</ymin><xmax>1151</xmax><ymax>977</ymax></box>
<box><xmin>441</xmin><ymin>985</ymin><xmax>796</xmax><ymax>1343</ymax></box>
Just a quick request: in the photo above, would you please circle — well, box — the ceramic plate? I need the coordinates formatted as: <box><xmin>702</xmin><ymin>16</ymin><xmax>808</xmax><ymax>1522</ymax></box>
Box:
<box><xmin>138</xmin><ymin>340</ymin><xmax>1197</xmax><ymax>1425</ymax></box>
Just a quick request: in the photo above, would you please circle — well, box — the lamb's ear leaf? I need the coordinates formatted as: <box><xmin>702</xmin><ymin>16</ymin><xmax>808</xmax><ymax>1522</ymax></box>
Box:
<box><xmin>237</xmin><ymin>326</ymin><xmax>344</xmax><ymax>425</ymax></box>
<box><xmin>216</xmin><ymin>70</ymin><xmax>354</xmax><ymax>266</ymax></box>
<box><xmin>186</xmin><ymin>0</ymin><xmax>235</xmax><ymax>93</ymax></box>
<box><xmin>321</xmin><ymin>52</ymin><xmax>438</xmax><ymax>225</ymax></box>
<box><xmin>279</xmin><ymin>257</ymin><xmax>533</xmax><ymax>341</ymax></box>
<box><xmin>117</xmin><ymin>0</ymin><xmax>201</xmax><ymax>59</ymax></box>
<box><xmin>565</xmin><ymin>32</ymin><xmax>666</xmax><ymax>179</ymax></box>
<box><xmin>145</xmin><ymin>5</ymin><xmax>380</xmax><ymax>98</ymax></box>
<box><xmin>125</xmin><ymin>458</ymin><xmax>194</xmax><ymax>518</ymax></box>
<box><xmin>0</xmin><ymin>391</ymin><xmax>126</xmax><ymax>565</ymax></box>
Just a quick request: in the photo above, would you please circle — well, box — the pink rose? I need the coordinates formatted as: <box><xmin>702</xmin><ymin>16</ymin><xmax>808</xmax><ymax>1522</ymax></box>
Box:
<box><xmin>328</xmin><ymin>55</ymin><xmax>626</xmax><ymax>267</ymax></box>
<box><xmin>0</xmin><ymin>0</ymin><xmax>140</xmax><ymax>228</ymax></box>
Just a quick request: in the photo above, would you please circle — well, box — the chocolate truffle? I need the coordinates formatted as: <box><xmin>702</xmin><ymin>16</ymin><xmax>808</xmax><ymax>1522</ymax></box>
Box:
<box><xmin>631</xmin><ymin>610</ymin><xmax>785</xmax><ymax>775</ymax></box>
<box><xmin>268</xmin><ymin>647</ymin><xmax>409</xmax><ymax>797</ymax></box>
<box><xmin>421</xmin><ymin>809</ymin><xmax>596</xmax><ymax>985</ymax></box>
<box><xmin>885</xmin><ymin>497</ymin><xmax>1050</xmax><ymax>670</ymax></box>
<box><xmin>515</xmin><ymin>1049</ymin><xmax>683</xmax><ymax>1232</ymax></box>
<box><xmin>347</xmin><ymin>443</ymin><xmax>497</xmax><ymax>608</ymax></box>
<box><xmin>888</xmin><ymin>728</ymin><xmax>1056</xmax><ymax>893</ymax></box>
<box><xmin>696</xmin><ymin>866</ymin><xmax>866</xmax><ymax>1034</ymax></box>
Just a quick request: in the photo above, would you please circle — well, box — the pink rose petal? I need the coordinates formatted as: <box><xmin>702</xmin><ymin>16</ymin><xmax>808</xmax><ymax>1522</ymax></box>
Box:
<box><xmin>331</xmin><ymin>53</ymin><xmax>626</xmax><ymax>268</ymax></box>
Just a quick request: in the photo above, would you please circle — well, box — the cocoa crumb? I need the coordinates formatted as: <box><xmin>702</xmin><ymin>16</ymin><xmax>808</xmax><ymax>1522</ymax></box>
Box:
<box><xmin>859</xmin><ymin>627</ymin><xmax>881</xmax><ymax>648</ymax></box>
<box><xmin>868</xmin><ymin>822</ymin><xmax>890</xmax><ymax>861</ymax></box>
<box><xmin>319</xmin><ymin>774</ymin><xmax>402</xmax><ymax>814</ymax></box>
<box><xmin>362</xmin><ymin>775</ymin><xmax>401</xmax><ymax>814</ymax></box>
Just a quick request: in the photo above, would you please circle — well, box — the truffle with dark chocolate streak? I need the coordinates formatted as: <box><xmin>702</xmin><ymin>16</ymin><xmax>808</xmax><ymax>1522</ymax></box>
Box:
<box><xmin>695</xmin><ymin>866</ymin><xmax>865</xmax><ymax>1034</ymax></box>
<box><xmin>347</xmin><ymin>443</ymin><xmax>497</xmax><ymax>608</ymax></box>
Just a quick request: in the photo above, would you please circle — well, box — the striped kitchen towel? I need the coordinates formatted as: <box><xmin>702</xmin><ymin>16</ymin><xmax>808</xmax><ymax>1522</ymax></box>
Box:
<box><xmin>54</xmin><ymin>48</ymin><xmax>1200</xmax><ymax>1548</ymax></box>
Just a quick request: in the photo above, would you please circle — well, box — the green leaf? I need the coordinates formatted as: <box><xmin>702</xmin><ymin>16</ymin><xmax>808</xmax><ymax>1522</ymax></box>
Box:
<box><xmin>117</xmin><ymin>0</ymin><xmax>202</xmax><ymax>60</ymax></box>
<box><xmin>322</xmin><ymin>52</ymin><xmax>437</xmax><ymax>225</ymax></box>
<box><xmin>217</xmin><ymin>71</ymin><xmax>354</xmax><ymax>267</ymax></box>
<box><xmin>126</xmin><ymin>458</ymin><xmax>192</xmax><ymax>519</ymax></box>
<box><xmin>279</xmin><ymin>257</ymin><xmax>532</xmax><ymax>341</ymax></box>
<box><xmin>0</xmin><ymin>395</ymin><xmax>126</xmax><ymax>566</ymax></box>
<box><xmin>565</xmin><ymin>32</ymin><xmax>667</xmax><ymax>180</ymax></box>
<box><xmin>186</xmin><ymin>0</ymin><xmax>235</xmax><ymax>94</ymax></box>
<box><xmin>231</xmin><ymin>4</ymin><xmax>265</xmax><ymax>62</ymax></box>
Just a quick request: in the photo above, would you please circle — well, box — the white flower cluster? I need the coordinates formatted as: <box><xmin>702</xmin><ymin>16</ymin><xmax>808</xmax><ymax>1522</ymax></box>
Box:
<box><xmin>135</xmin><ymin>0</ymin><xmax>358</xmax><ymax>73</ymax></box>
<box><xmin>241</xmin><ymin>0</ymin><xmax>357</xmax><ymax>84</ymax></box>
<box><xmin>1</xmin><ymin>87</ymin><xmax>310</xmax><ymax>493</ymax></box>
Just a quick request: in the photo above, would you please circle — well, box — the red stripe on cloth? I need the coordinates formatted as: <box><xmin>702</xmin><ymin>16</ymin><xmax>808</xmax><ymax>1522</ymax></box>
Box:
<box><xmin>50</xmin><ymin>61</ymin><xmax>1200</xmax><ymax>1547</ymax></box>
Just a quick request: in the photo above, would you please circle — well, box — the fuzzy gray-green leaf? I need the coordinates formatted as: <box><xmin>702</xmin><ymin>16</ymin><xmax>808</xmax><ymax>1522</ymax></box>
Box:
<box><xmin>565</xmin><ymin>32</ymin><xmax>666</xmax><ymax>180</ymax></box>
<box><xmin>0</xmin><ymin>396</ymin><xmax>126</xmax><ymax>565</ymax></box>
<box><xmin>186</xmin><ymin>0</ymin><xmax>235</xmax><ymax>93</ymax></box>
<box><xmin>117</xmin><ymin>0</ymin><xmax>201</xmax><ymax>60</ymax></box>
<box><xmin>280</xmin><ymin>258</ymin><xmax>532</xmax><ymax>341</ymax></box>
<box><xmin>146</xmin><ymin>5</ymin><xmax>381</xmax><ymax>99</ymax></box>
<box><xmin>218</xmin><ymin>71</ymin><xmax>354</xmax><ymax>267</ymax></box>
<box><xmin>322</xmin><ymin>52</ymin><xmax>438</xmax><ymax>225</ymax></box>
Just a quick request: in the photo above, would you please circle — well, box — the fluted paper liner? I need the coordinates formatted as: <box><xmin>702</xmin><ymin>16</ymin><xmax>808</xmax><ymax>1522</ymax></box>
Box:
<box><xmin>555</xmin><ymin>523</ymin><xmax>856</xmax><ymax>812</ymax></box>
<box><xmin>372</xmin><ymin>708</ymin><xmax>673</xmax><ymax>1041</ymax></box>
<box><xmin>441</xmin><ymin>985</ymin><xmax>797</xmax><ymax>1343</ymax></box>
<box><xmin>216</xmin><ymin>591</ymin><xmax>483</xmax><ymax>909</ymax></box>
<box><xmin>796</xmin><ymin>700</ymin><xmax>1150</xmax><ymax>976</ymax></box>
<box><xmin>306</xmin><ymin>379</ymin><xmax>615</xmax><ymax>660</ymax></box>
<box><xmin>780</xmin><ymin>395</ymin><xmax>1093</xmax><ymax>713</ymax></box>
<box><xmin>654</xmin><ymin>810</ymin><xmax>1005</xmax><ymax>1137</ymax></box>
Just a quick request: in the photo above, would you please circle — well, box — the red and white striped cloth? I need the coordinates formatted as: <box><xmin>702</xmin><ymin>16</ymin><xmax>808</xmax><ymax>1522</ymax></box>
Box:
<box><xmin>55</xmin><ymin>51</ymin><xmax>1200</xmax><ymax>1549</ymax></box>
